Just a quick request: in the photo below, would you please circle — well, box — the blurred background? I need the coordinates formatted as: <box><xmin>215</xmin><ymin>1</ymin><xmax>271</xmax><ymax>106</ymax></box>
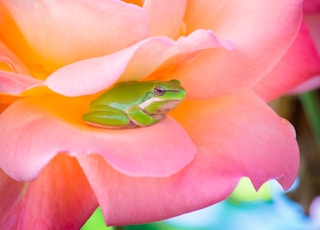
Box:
<box><xmin>82</xmin><ymin>91</ymin><xmax>320</xmax><ymax>230</ymax></box>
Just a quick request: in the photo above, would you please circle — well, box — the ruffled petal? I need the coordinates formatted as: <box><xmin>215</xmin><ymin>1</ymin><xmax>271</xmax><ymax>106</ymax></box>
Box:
<box><xmin>0</xmin><ymin>41</ymin><xmax>30</xmax><ymax>74</ymax></box>
<box><xmin>0</xmin><ymin>95</ymin><xmax>196</xmax><ymax>181</ymax></box>
<box><xmin>16</xmin><ymin>155</ymin><xmax>97</xmax><ymax>229</ymax></box>
<box><xmin>0</xmin><ymin>0</ymin><xmax>149</xmax><ymax>73</ymax></box>
<box><xmin>46</xmin><ymin>29</ymin><xmax>233</xmax><ymax>96</ymax></box>
<box><xmin>143</xmin><ymin>0</ymin><xmax>187</xmax><ymax>38</ymax></box>
<box><xmin>78</xmin><ymin>92</ymin><xmax>299</xmax><ymax>225</ymax></box>
<box><xmin>0</xmin><ymin>41</ymin><xmax>43</xmax><ymax>95</ymax></box>
<box><xmin>0</xmin><ymin>71</ymin><xmax>43</xmax><ymax>94</ymax></box>
<box><xmin>253</xmin><ymin>21</ymin><xmax>320</xmax><ymax>101</ymax></box>
<box><xmin>177</xmin><ymin>0</ymin><xmax>303</xmax><ymax>98</ymax></box>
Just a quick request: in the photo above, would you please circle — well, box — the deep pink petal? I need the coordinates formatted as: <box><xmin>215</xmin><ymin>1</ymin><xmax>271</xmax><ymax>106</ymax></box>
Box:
<box><xmin>253</xmin><ymin>22</ymin><xmax>320</xmax><ymax>101</ymax></box>
<box><xmin>46</xmin><ymin>30</ymin><xmax>233</xmax><ymax>96</ymax></box>
<box><xmin>143</xmin><ymin>0</ymin><xmax>186</xmax><ymax>38</ymax></box>
<box><xmin>0</xmin><ymin>170</ymin><xmax>24</xmax><ymax>229</ymax></box>
<box><xmin>1</xmin><ymin>0</ymin><xmax>148</xmax><ymax>72</ymax></box>
<box><xmin>177</xmin><ymin>0</ymin><xmax>303</xmax><ymax>98</ymax></box>
<box><xmin>0</xmin><ymin>95</ymin><xmax>196</xmax><ymax>181</ymax></box>
<box><xmin>304</xmin><ymin>0</ymin><xmax>320</xmax><ymax>13</ymax></box>
<box><xmin>17</xmin><ymin>155</ymin><xmax>97</xmax><ymax>229</ymax></box>
<box><xmin>289</xmin><ymin>75</ymin><xmax>320</xmax><ymax>94</ymax></box>
<box><xmin>305</xmin><ymin>12</ymin><xmax>320</xmax><ymax>52</ymax></box>
<box><xmin>78</xmin><ymin>92</ymin><xmax>299</xmax><ymax>225</ymax></box>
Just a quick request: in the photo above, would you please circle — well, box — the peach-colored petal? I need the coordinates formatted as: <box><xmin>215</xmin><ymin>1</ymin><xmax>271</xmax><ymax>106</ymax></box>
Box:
<box><xmin>0</xmin><ymin>71</ymin><xmax>43</xmax><ymax>94</ymax></box>
<box><xmin>253</xmin><ymin>22</ymin><xmax>320</xmax><ymax>101</ymax></box>
<box><xmin>177</xmin><ymin>0</ymin><xmax>303</xmax><ymax>98</ymax></box>
<box><xmin>0</xmin><ymin>0</ymin><xmax>149</xmax><ymax>73</ymax></box>
<box><xmin>143</xmin><ymin>0</ymin><xmax>187</xmax><ymax>38</ymax></box>
<box><xmin>78</xmin><ymin>92</ymin><xmax>299</xmax><ymax>225</ymax></box>
<box><xmin>46</xmin><ymin>30</ymin><xmax>233</xmax><ymax>96</ymax></box>
<box><xmin>16</xmin><ymin>155</ymin><xmax>97</xmax><ymax>229</ymax></box>
<box><xmin>0</xmin><ymin>95</ymin><xmax>196</xmax><ymax>181</ymax></box>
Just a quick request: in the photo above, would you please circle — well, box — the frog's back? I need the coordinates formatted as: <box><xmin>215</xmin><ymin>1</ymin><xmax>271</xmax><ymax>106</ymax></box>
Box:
<box><xmin>90</xmin><ymin>81</ymin><xmax>154</xmax><ymax>110</ymax></box>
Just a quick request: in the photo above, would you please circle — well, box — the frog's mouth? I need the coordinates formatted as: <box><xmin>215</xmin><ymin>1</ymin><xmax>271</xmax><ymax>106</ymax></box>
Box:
<box><xmin>165</xmin><ymin>89</ymin><xmax>181</xmax><ymax>92</ymax></box>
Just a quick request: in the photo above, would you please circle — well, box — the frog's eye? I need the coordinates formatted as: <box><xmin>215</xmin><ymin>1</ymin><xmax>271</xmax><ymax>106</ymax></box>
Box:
<box><xmin>154</xmin><ymin>86</ymin><xmax>166</xmax><ymax>96</ymax></box>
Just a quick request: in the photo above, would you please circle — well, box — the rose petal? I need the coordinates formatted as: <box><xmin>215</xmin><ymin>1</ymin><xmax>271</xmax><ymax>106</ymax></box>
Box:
<box><xmin>0</xmin><ymin>41</ymin><xmax>42</xmax><ymax>95</ymax></box>
<box><xmin>0</xmin><ymin>95</ymin><xmax>196</xmax><ymax>181</ymax></box>
<box><xmin>0</xmin><ymin>170</ymin><xmax>24</xmax><ymax>229</ymax></box>
<box><xmin>304</xmin><ymin>0</ymin><xmax>320</xmax><ymax>13</ymax></box>
<box><xmin>143</xmin><ymin>0</ymin><xmax>186</xmax><ymax>38</ymax></box>
<box><xmin>305</xmin><ymin>13</ymin><xmax>320</xmax><ymax>52</ymax></box>
<box><xmin>45</xmin><ymin>46</ymin><xmax>139</xmax><ymax>96</ymax></box>
<box><xmin>289</xmin><ymin>75</ymin><xmax>320</xmax><ymax>94</ymax></box>
<box><xmin>123</xmin><ymin>0</ymin><xmax>144</xmax><ymax>6</ymax></box>
<box><xmin>16</xmin><ymin>155</ymin><xmax>97</xmax><ymax>229</ymax></box>
<box><xmin>0</xmin><ymin>41</ymin><xmax>30</xmax><ymax>74</ymax></box>
<box><xmin>46</xmin><ymin>29</ymin><xmax>233</xmax><ymax>96</ymax></box>
<box><xmin>172</xmin><ymin>92</ymin><xmax>299</xmax><ymax>190</ymax></box>
<box><xmin>177</xmin><ymin>0</ymin><xmax>303</xmax><ymax>98</ymax></box>
<box><xmin>1</xmin><ymin>0</ymin><xmax>148</xmax><ymax>72</ymax></box>
<box><xmin>253</xmin><ymin>21</ymin><xmax>320</xmax><ymax>101</ymax></box>
<box><xmin>0</xmin><ymin>71</ymin><xmax>43</xmax><ymax>94</ymax></box>
<box><xmin>78</xmin><ymin>91</ymin><xmax>299</xmax><ymax>225</ymax></box>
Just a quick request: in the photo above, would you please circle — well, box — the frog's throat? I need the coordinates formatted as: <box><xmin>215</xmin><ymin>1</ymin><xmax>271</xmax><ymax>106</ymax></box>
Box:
<box><xmin>138</xmin><ymin>97</ymin><xmax>179</xmax><ymax>111</ymax></box>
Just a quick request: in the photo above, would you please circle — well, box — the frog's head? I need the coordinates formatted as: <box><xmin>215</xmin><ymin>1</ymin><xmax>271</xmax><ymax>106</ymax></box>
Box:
<box><xmin>151</xmin><ymin>79</ymin><xmax>186</xmax><ymax>101</ymax></box>
<box><xmin>140</xmin><ymin>79</ymin><xmax>186</xmax><ymax>116</ymax></box>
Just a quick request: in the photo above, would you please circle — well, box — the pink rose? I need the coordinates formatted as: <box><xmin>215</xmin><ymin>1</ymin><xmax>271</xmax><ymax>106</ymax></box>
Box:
<box><xmin>0</xmin><ymin>0</ymin><xmax>318</xmax><ymax>228</ymax></box>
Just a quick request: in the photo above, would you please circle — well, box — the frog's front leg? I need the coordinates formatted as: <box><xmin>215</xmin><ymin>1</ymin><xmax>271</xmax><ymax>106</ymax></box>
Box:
<box><xmin>128</xmin><ymin>105</ymin><xmax>164</xmax><ymax>127</ymax></box>
<box><xmin>82</xmin><ymin>105</ymin><xmax>131</xmax><ymax>128</ymax></box>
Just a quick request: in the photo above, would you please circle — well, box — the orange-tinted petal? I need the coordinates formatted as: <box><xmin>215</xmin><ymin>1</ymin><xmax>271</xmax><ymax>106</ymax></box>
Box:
<box><xmin>1</xmin><ymin>0</ymin><xmax>149</xmax><ymax>73</ymax></box>
<box><xmin>0</xmin><ymin>95</ymin><xmax>196</xmax><ymax>181</ymax></box>
<box><xmin>0</xmin><ymin>41</ymin><xmax>30</xmax><ymax>74</ymax></box>
<box><xmin>143</xmin><ymin>0</ymin><xmax>187</xmax><ymax>38</ymax></box>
